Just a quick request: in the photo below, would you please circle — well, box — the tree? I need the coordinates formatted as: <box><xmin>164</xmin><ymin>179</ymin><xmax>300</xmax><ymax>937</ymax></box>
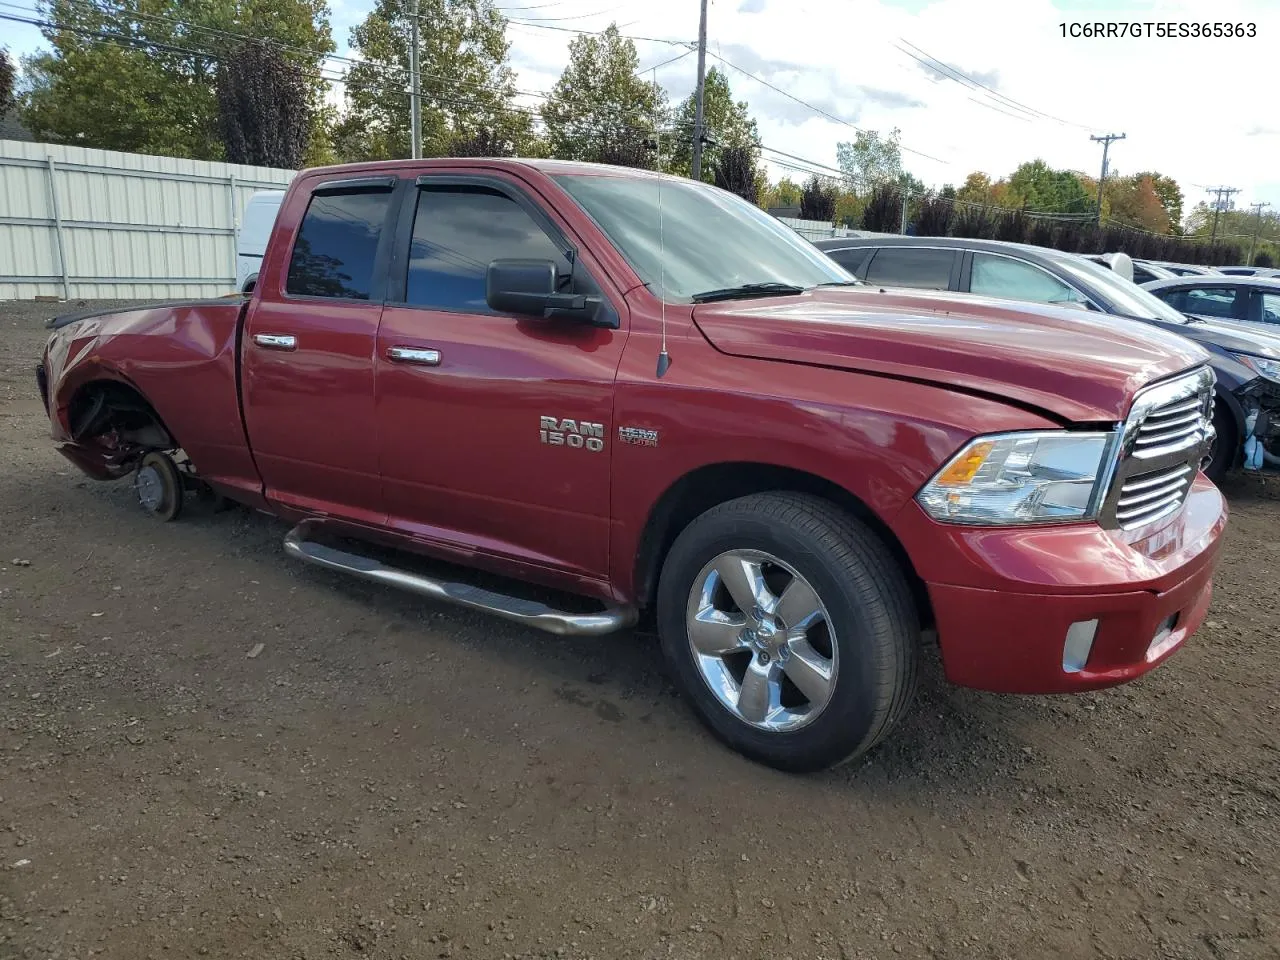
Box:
<box><xmin>713</xmin><ymin>145</ymin><xmax>758</xmax><ymax>203</ymax></box>
<box><xmin>955</xmin><ymin>172</ymin><xmax>995</xmax><ymax>207</ymax></box>
<box><xmin>20</xmin><ymin>0</ymin><xmax>333</xmax><ymax>161</ymax></box>
<box><xmin>759</xmin><ymin>176</ymin><xmax>802</xmax><ymax>210</ymax></box>
<box><xmin>836</xmin><ymin>127</ymin><xmax>902</xmax><ymax>188</ymax></box>
<box><xmin>1138</xmin><ymin>171</ymin><xmax>1183</xmax><ymax>231</ymax></box>
<box><xmin>833</xmin><ymin>189</ymin><xmax>861</xmax><ymax>228</ymax></box>
<box><xmin>1105</xmin><ymin>173</ymin><xmax>1172</xmax><ymax>234</ymax></box>
<box><xmin>668</xmin><ymin>67</ymin><xmax>759</xmax><ymax>182</ymax></box>
<box><xmin>1004</xmin><ymin>160</ymin><xmax>1091</xmax><ymax>214</ymax></box>
<box><xmin>1184</xmin><ymin>202</ymin><xmax>1280</xmax><ymax>246</ymax></box>
<box><xmin>799</xmin><ymin>175</ymin><xmax>837</xmax><ymax>222</ymax></box>
<box><xmin>216</xmin><ymin>42</ymin><xmax>312</xmax><ymax>167</ymax></box>
<box><xmin>915</xmin><ymin>191</ymin><xmax>953</xmax><ymax>236</ymax></box>
<box><xmin>861</xmin><ymin>184</ymin><xmax>902</xmax><ymax>233</ymax></box>
<box><xmin>541</xmin><ymin>24</ymin><xmax>663</xmax><ymax>169</ymax></box>
<box><xmin>0</xmin><ymin>47</ymin><xmax>14</xmax><ymax>116</ymax></box>
<box><xmin>1256</xmin><ymin>251</ymin><xmax>1275</xmax><ymax>268</ymax></box>
<box><xmin>451</xmin><ymin>126</ymin><xmax>521</xmax><ymax>158</ymax></box>
<box><xmin>337</xmin><ymin>0</ymin><xmax>530</xmax><ymax>162</ymax></box>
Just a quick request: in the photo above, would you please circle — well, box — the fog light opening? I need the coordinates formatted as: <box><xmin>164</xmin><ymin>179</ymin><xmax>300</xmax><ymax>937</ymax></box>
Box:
<box><xmin>1062</xmin><ymin>619</ymin><xmax>1099</xmax><ymax>674</ymax></box>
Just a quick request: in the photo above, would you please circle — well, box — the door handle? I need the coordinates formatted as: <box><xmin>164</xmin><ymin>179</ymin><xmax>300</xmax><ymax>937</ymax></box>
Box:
<box><xmin>386</xmin><ymin>346</ymin><xmax>441</xmax><ymax>366</ymax></box>
<box><xmin>253</xmin><ymin>333</ymin><xmax>297</xmax><ymax>351</ymax></box>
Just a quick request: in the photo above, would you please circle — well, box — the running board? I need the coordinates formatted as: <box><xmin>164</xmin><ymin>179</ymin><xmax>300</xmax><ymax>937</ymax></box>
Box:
<box><xmin>282</xmin><ymin>522</ymin><xmax>637</xmax><ymax>637</ymax></box>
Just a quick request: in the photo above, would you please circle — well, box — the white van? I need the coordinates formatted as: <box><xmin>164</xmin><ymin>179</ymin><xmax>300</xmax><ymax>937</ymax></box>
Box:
<box><xmin>235</xmin><ymin>190</ymin><xmax>286</xmax><ymax>293</ymax></box>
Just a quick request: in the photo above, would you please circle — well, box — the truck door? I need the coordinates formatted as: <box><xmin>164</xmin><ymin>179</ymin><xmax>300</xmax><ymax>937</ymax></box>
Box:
<box><xmin>241</xmin><ymin>176</ymin><xmax>402</xmax><ymax>525</ymax></box>
<box><xmin>374</xmin><ymin>173</ymin><xmax>627</xmax><ymax>582</ymax></box>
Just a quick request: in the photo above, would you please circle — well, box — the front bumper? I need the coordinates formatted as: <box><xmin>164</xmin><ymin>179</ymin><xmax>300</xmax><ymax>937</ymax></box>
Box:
<box><xmin>895</xmin><ymin>474</ymin><xmax>1226</xmax><ymax>694</ymax></box>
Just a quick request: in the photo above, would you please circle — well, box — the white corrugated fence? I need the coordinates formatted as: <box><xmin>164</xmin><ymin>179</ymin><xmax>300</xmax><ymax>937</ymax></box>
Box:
<box><xmin>0</xmin><ymin>139</ymin><xmax>296</xmax><ymax>300</ymax></box>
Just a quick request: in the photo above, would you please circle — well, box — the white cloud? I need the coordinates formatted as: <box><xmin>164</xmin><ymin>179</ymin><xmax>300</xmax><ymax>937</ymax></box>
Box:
<box><xmin>477</xmin><ymin>0</ymin><xmax>1280</xmax><ymax>209</ymax></box>
<box><xmin>9</xmin><ymin>0</ymin><xmax>1278</xmax><ymax>209</ymax></box>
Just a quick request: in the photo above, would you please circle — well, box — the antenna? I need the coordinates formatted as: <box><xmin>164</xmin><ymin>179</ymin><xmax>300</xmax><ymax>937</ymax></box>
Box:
<box><xmin>654</xmin><ymin>69</ymin><xmax>671</xmax><ymax>378</ymax></box>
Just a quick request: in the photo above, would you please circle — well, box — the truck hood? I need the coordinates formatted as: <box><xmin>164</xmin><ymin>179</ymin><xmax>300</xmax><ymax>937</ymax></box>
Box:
<box><xmin>691</xmin><ymin>287</ymin><xmax>1210</xmax><ymax>422</ymax></box>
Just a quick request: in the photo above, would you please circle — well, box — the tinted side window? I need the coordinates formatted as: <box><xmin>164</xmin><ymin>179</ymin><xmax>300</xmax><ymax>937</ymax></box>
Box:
<box><xmin>864</xmin><ymin>248</ymin><xmax>955</xmax><ymax>289</ymax></box>
<box><xmin>286</xmin><ymin>189</ymin><xmax>392</xmax><ymax>299</ymax></box>
<box><xmin>1162</xmin><ymin>286</ymin><xmax>1241</xmax><ymax>319</ymax></box>
<box><xmin>1131</xmin><ymin>264</ymin><xmax>1160</xmax><ymax>284</ymax></box>
<box><xmin>406</xmin><ymin>184</ymin><xmax>573</xmax><ymax>312</ymax></box>
<box><xmin>825</xmin><ymin>247</ymin><xmax>872</xmax><ymax>275</ymax></box>
<box><xmin>970</xmin><ymin>253</ymin><xmax>1083</xmax><ymax>304</ymax></box>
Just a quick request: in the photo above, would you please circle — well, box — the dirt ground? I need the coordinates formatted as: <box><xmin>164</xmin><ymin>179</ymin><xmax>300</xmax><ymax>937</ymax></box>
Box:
<box><xmin>1</xmin><ymin>299</ymin><xmax>1278</xmax><ymax>960</ymax></box>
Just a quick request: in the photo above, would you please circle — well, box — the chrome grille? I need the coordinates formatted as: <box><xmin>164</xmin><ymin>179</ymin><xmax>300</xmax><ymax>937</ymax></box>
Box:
<box><xmin>1100</xmin><ymin>367</ymin><xmax>1215</xmax><ymax>531</ymax></box>
<box><xmin>1115</xmin><ymin>463</ymin><xmax>1194</xmax><ymax>528</ymax></box>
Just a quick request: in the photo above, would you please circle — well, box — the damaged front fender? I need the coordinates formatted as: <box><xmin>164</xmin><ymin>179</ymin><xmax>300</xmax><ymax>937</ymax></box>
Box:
<box><xmin>1237</xmin><ymin>378</ymin><xmax>1280</xmax><ymax>471</ymax></box>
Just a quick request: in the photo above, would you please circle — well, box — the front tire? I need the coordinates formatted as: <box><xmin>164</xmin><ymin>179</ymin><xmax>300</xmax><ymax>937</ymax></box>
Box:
<box><xmin>1204</xmin><ymin>400</ymin><xmax>1236</xmax><ymax>483</ymax></box>
<box><xmin>656</xmin><ymin>493</ymin><xmax>919</xmax><ymax>773</ymax></box>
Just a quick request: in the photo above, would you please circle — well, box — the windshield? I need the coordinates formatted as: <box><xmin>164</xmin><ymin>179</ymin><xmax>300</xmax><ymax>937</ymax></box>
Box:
<box><xmin>1050</xmin><ymin>252</ymin><xmax>1190</xmax><ymax>324</ymax></box>
<box><xmin>552</xmin><ymin>173</ymin><xmax>852</xmax><ymax>301</ymax></box>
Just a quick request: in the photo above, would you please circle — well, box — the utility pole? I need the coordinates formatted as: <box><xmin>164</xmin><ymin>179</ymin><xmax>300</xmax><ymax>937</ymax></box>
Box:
<box><xmin>1247</xmin><ymin>201</ymin><xmax>1272</xmax><ymax>264</ymax></box>
<box><xmin>1206</xmin><ymin>186</ymin><xmax>1241</xmax><ymax>244</ymax></box>
<box><xmin>899</xmin><ymin>186</ymin><xmax>909</xmax><ymax>235</ymax></box>
<box><xmin>409</xmin><ymin>0</ymin><xmax>422</xmax><ymax>160</ymax></box>
<box><xmin>689</xmin><ymin>0</ymin><xmax>709</xmax><ymax>181</ymax></box>
<box><xmin>1089</xmin><ymin>132</ymin><xmax>1125</xmax><ymax>224</ymax></box>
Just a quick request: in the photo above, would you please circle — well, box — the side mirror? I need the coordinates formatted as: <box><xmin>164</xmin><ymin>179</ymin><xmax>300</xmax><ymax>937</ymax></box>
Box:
<box><xmin>486</xmin><ymin>259</ymin><xmax>588</xmax><ymax>317</ymax></box>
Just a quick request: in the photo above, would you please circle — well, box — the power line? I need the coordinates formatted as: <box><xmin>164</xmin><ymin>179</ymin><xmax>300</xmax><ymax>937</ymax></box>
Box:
<box><xmin>503</xmin><ymin>17</ymin><xmax>689</xmax><ymax>45</ymax></box>
<box><xmin>638</xmin><ymin>47</ymin><xmax>695</xmax><ymax>74</ymax></box>
<box><xmin>896</xmin><ymin>38</ymin><xmax>1095</xmax><ymax>132</ymax></box>
<box><xmin>703</xmin><ymin>48</ymin><xmax>950</xmax><ymax>166</ymax></box>
<box><xmin>500</xmin><ymin>4</ymin><xmax>626</xmax><ymax>21</ymax></box>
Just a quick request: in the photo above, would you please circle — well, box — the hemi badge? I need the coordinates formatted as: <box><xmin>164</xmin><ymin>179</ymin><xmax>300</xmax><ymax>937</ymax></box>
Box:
<box><xmin>618</xmin><ymin>426</ymin><xmax>659</xmax><ymax>447</ymax></box>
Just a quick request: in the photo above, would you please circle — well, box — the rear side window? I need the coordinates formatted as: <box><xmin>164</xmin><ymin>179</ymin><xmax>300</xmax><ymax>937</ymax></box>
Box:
<box><xmin>405</xmin><ymin>184</ymin><xmax>572</xmax><ymax>312</ymax></box>
<box><xmin>864</xmin><ymin>247</ymin><xmax>955</xmax><ymax>289</ymax></box>
<box><xmin>286</xmin><ymin>188</ymin><xmax>392</xmax><ymax>300</ymax></box>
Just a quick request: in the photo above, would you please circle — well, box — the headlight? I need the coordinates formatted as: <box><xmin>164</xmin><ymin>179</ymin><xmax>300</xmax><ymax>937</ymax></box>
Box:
<box><xmin>1233</xmin><ymin>353</ymin><xmax>1280</xmax><ymax>384</ymax></box>
<box><xmin>917</xmin><ymin>431</ymin><xmax>1118</xmax><ymax>525</ymax></box>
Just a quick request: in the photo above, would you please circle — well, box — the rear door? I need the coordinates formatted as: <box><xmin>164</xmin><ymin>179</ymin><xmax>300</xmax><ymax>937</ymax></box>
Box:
<box><xmin>241</xmin><ymin>176</ymin><xmax>403</xmax><ymax>525</ymax></box>
<box><xmin>862</xmin><ymin>246</ymin><xmax>960</xmax><ymax>290</ymax></box>
<box><xmin>373</xmin><ymin>172</ymin><xmax>627</xmax><ymax>580</ymax></box>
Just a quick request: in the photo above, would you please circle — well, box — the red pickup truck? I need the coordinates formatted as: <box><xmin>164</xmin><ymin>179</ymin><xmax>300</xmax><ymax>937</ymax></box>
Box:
<box><xmin>38</xmin><ymin>158</ymin><xmax>1227</xmax><ymax>772</ymax></box>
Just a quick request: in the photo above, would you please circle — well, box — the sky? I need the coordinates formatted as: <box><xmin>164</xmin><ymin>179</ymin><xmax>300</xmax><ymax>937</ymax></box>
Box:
<box><xmin>5</xmin><ymin>0</ymin><xmax>1278</xmax><ymax>219</ymax></box>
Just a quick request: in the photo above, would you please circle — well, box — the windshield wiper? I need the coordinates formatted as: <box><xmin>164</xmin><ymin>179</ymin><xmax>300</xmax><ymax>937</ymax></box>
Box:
<box><xmin>813</xmin><ymin>280</ymin><xmax>866</xmax><ymax>288</ymax></box>
<box><xmin>690</xmin><ymin>282</ymin><xmax>806</xmax><ymax>303</ymax></box>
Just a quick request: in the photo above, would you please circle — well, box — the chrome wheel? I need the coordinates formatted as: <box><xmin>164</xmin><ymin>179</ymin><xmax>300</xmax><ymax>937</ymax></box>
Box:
<box><xmin>685</xmin><ymin>549</ymin><xmax>837</xmax><ymax>733</ymax></box>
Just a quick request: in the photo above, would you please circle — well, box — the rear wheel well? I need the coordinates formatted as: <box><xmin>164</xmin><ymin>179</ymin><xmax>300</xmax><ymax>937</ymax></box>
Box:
<box><xmin>633</xmin><ymin>462</ymin><xmax>931</xmax><ymax>626</ymax></box>
<box><xmin>68</xmin><ymin>380</ymin><xmax>176</xmax><ymax>455</ymax></box>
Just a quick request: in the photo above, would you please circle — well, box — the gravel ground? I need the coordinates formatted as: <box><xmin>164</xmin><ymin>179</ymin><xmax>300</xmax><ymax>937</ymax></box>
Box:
<box><xmin>2</xmin><ymin>299</ymin><xmax>1278</xmax><ymax>960</ymax></box>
